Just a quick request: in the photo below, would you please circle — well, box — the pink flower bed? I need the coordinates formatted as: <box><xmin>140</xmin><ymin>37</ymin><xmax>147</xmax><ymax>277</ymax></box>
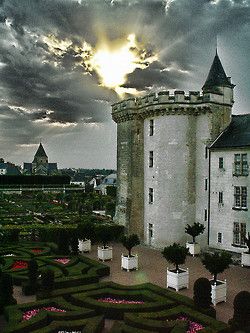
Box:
<box><xmin>22</xmin><ymin>306</ymin><xmax>66</xmax><ymax>321</ymax></box>
<box><xmin>97</xmin><ymin>297</ymin><xmax>144</xmax><ymax>304</ymax></box>
<box><xmin>11</xmin><ymin>260</ymin><xmax>28</xmax><ymax>270</ymax></box>
<box><xmin>31</xmin><ymin>248</ymin><xmax>43</xmax><ymax>254</ymax></box>
<box><xmin>178</xmin><ymin>316</ymin><xmax>204</xmax><ymax>333</ymax></box>
<box><xmin>54</xmin><ymin>258</ymin><xmax>70</xmax><ymax>265</ymax></box>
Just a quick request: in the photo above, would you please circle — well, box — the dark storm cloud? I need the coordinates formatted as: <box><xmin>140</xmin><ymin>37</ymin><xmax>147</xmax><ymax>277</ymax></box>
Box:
<box><xmin>0</xmin><ymin>0</ymin><xmax>249</xmax><ymax>167</ymax></box>
<box><xmin>123</xmin><ymin>60</ymin><xmax>189</xmax><ymax>90</ymax></box>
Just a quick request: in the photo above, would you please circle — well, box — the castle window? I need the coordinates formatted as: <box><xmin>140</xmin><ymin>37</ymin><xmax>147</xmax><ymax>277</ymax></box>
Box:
<box><xmin>205</xmin><ymin>146</ymin><xmax>208</xmax><ymax>159</ymax></box>
<box><xmin>219</xmin><ymin>157</ymin><xmax>224</xmax><ymax>169</ymax></box>
<box><xmin>233</xmin><ymin>222</ymin><xmax>246</xmax><ymax>246</ymax></box>
<box><xmin>234</xmin><ymin>186</ymin><xmax>247</xmax><ymax>209</ymax></box>
<box><xmin>205</xmin><ymin>178</ymin><xmax>208</xmax><ymax>191</ymax></box>
<box><xmin>233</xmin><ymin>154</ymin><xmax>248</xmax><ymax>176</ymax></box>
<box><xmin>218</xmin><ymin>191</ymin><xmax>223</xmax><ymax>205</ymax></box>
<box><xmin>149</xmin><ymin>119</ymin><xmax>154</xmax><ymax>136</ymax></box>
<box><xmin>149</xmin><ymin>151</ymin><xmax>153</xmax><ymax>168</ymax></box>
<box><xmin>149</xmin><ymin>188</ymin><xmax>154</xmax><ymax>204</ymax></box>
<box><xmin>148</xmin><ymin>223</ymin><xmax>153</xmax><ymax>238</ymax></box>
<box><xmin>217</xmin><ymin>232</ymin><xmax>222</xmax><ymax>244</ymax></box>
<box><xmin>204</xmin><ymin>209</ymin><xmax>207</xmax><ymax>221</ymax></box>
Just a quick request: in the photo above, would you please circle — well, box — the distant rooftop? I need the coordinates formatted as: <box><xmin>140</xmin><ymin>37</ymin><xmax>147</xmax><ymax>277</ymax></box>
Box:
<box><xmin>34</xmin><ymin>143</ymin><xmax>48</xmax><ymax>158</ymax></box>
<box><xmin>210</xmin><ymin>114</ymin><xmax>250</xmax><ymax>149</ymax></box>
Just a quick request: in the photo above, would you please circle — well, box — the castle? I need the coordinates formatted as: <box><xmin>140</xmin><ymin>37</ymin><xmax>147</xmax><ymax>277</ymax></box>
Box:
<box><xmin>23</xmin><ymin>143</ymin><xmax>58</xmax><ymax>175</ymax></box>
<box><xmin>111</xmin><ymin>52</ymin><xmax>250</xmax><ymax>253</ymax></box>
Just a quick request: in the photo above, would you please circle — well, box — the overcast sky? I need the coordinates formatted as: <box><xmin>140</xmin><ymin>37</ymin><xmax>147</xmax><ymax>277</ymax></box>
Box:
<box><xmin>0</xmin><ymin>0</ymin><xmax>249</xmax><ymax>168</ymax></box>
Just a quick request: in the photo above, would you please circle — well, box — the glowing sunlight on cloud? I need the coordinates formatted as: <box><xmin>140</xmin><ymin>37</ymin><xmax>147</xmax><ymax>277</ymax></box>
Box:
<box><xmin>87</xmin><ymin>34</ymin><xmax>157</xmax><ymax>95</ymax></box>
<box><xmin>43</xmin><ymin>34</ymin><xmax>157</xmax><ymax>97</ymax></box>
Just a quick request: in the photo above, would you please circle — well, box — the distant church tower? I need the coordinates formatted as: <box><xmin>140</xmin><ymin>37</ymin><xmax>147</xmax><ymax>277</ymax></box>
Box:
<box><xmin>32</xmin><ymin>143</ymin><xmax>48</xmax><ymax>167</ymax></box>
<box><xmin>23</xmin><ymin>143</ymin><xmax>58</xmax><ymax>175</ymax></box>
<box><xmin>111</xmin><ymin>52</ymin><xmax>235</xmax><ymax>248</ymax></box>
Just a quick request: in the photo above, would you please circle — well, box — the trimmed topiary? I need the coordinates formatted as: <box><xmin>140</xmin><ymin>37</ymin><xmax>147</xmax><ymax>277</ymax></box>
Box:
<box><xmin>162</xmin><ymin>243</ymin><xmax>189</xmax><ymax>272</ymax></box>
<box><xmin>70</xmin><ymin>232</ymin><xmax>79</xmax><ymax>255</ymax></box>
<box><xmin>193</xmin><ymin>278</ymin><xmax>212</xmax><ymax>308</ymax></box>
<box><xmin>201</xmin><ymin>251</ymin><xmax>232</xmax><ymax>284</ymax></box>
<box><xmin>77</xmin><ymin>221</ymin><xmax>96</xmax><ymax>241</ymax></box>
<box><xmin>96</xmin><ymin>224</ymin><xmax>114</xmax><ymax>248</ymax></box>
<box><xmin>57</xmin><ymin>229</ymin><xmax>70</xmax><ymax>255</ymax></box>
<box><xmin>0</xmin><ymin>272</ymin><xmax>16</xmax><ymax>313</ymax></box>
<box><xmin>193</xmin><ymin>278</ymin><xmax>216</xmax><ymax>318</ymax></box>
<box><xmin>185</xmin><ymin>223</ymin><xmax>205</xmax><ymax>243</ymax></box>
<box><xmin>28</xmin><ymin>259</ymin><xmax>38</xmax><ymax>285</ymax></box>
<box><xmin>121</xmin><ymin>234</ymin><xmax>140</xmax><ymax>257</ymax></box>
<box><xmin>228</xmin><ymin>290</ymin><xmax>250</xmax><ymax>331</ymax></box>
<box><xmin>41</xmin><ymin>269</ymin><xmax>55</xmax><ymax>292</ymax></box>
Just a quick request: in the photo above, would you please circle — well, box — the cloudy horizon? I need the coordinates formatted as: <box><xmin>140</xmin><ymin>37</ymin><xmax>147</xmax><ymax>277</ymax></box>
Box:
<box><xmin>0</xmin><ymin>0</ymin><xmax>249</xmax><ymax>168</ymax></box>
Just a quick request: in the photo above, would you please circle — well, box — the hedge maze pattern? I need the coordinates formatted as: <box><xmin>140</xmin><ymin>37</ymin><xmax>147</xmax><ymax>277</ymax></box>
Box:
<box><xmin>0</xmin><ymin>242</ymin><xmax>110</xmax><ymax>289</ymax></box>
<box><xmin>1</xmin><ymin>243</ymin><xmax>230</xmax><ymax>333</ymax></box>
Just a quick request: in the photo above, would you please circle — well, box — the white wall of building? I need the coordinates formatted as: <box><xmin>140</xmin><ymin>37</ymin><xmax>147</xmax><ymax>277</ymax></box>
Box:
<box><xmin>209</xmin><ymin>149</ymin><xmax>250</xmax><ymax>252</ymax></box>
<box><xmin>144</xmin><ymin>115</ymin><xmax>197</xmax><ymax>248</ymax></box>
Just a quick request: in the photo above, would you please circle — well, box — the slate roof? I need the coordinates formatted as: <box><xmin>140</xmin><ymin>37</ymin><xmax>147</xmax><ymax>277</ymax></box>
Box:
<box><xmin>102</xmin><ymin>173</ymin><xmax>117</xmax><ymax>185</ymax></box>
<box><xmin>210</xmin><ymin>114</ymin><xmax>250</xmax><ymax>149</ymax></box>
<box><xmin>34</xmin><ymin>143</ymin><xmax>48</xmax><ymax>158</ymax></box>
<box><xmin>72</xmin><ymin>173</ymin><xmax>85</xmax><ymax>182</ymax></box>
<box><xmin>203</xmin><ymin>52</ymin><xmax>233</xmax><ymax>91</ymax></box>
<box><xmin>0</xmin><ymin>163</ymin><xmax>21</xmax><ymax>175</ymax></box>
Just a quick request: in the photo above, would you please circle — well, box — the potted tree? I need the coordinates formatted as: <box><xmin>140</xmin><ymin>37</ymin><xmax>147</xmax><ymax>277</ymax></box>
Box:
<box><xmin>120</xmin><ymin>234</ymin><xmax>140</xmax><ymax>271</ymax></box>
<box><xmin>185</xmin><ymin>222</ymin><xmax>205</xmax><ymax>256</ymax></box>
<box><xmin>162</xmin><ymin>243</ymin><xmax>189</xmax><ymax>291</ymax></box>
<box><xmin>96</xmin><ymin>224</ymin><xmax>113</xmax><ymax>261</ymax></box>
<box><xmin>241</xmin><ymin>232</ymin><xmax>250</xmax><ymax>267</ymax></box>
<box><xmin>77</xmin><ymin>221</ymin><xmax>95</xmax><ymax>253</ymax></box>
<box><xmin>201</xmin><ymin>251</ymin><xmax>232</xmax><ymax>305</ymax></box>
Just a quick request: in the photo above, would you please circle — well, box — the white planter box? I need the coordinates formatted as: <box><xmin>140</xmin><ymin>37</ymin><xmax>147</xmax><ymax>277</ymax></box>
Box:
<box><xmin>79</xmin><ymin>239</ymin><xmax>91</xmax><ymax>253</ymax></box>
<box><xmin>121</xmin><ymin>254</ymin><xmax>138</xmax><ymax>271</ymax></box>
<box><xmin>186</xmin><ymin>242</ymin><xmax>200</xmax><ymax>256</ymax></box>
<box><xmin>211</xmin><ymin>279</ymin><xmax>227</xmax><ymax>305</ymax></box>
<box><xmin>97</xmin><ymin>246</ymin><xmax>113</xmax><ymax>261</ymax></box>
<box><xmin>241</xmin><ymin>252</ymin><xmax>250</xmax><ymax>267</ymax></box>
<box><xmin>167</xmin><ymin>268</ymin><xmax>189</xmax><ymax>291</ymax></box>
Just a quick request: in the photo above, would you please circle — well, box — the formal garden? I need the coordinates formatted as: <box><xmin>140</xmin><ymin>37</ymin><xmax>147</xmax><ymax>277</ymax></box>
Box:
<box><xmin>0</xmin><ymin>193</ymin><xmax>249</xmax><ymax>332</ymax></box>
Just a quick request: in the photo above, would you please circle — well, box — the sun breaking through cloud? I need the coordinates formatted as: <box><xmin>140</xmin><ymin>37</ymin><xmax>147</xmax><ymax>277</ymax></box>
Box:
<box><xmin>43</xmin><ymin>34</ymin><xmax>158</xmax><ymax>96</ymax></box>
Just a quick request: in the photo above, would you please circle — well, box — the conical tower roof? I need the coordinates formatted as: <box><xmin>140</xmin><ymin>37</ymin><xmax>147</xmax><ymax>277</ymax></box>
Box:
<box><xmin>34</xmin><ymin>143</ymin><xmax>48</xmax><ymax>158</ymax></box>
<box><xmin>202</xmin><ymin>52</ymin><xmax>233</xmax><ymax>91</ymax></box>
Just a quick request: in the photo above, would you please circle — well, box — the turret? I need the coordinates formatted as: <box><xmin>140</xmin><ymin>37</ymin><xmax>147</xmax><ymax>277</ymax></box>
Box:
<box><xmin>202</xmin><ymin>51</ymin><xmax>235</xmax><ymax>106</ymax></box>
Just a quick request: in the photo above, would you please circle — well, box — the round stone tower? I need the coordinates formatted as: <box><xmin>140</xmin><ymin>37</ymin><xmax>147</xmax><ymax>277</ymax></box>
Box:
<box><xmin>112</xmin><ymin>52</ymin><xmax>234</xmax><ymax>247</ymax></box>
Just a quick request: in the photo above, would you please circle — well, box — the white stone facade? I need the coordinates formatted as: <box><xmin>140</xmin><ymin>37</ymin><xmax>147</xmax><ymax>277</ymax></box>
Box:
<box><xmin>209</xmin><ymin>149</ymin><xmax>250</xmax><ymax>252</ymax></box>
<box><xmin>111</xmin><ymin>54</ymin><xmax>244</xmax><ymax>251</ymax></box>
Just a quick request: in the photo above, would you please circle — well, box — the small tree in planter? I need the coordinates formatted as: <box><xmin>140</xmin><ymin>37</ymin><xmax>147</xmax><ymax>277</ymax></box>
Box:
<box><xmin>121</xmin><ymin>234</ymin><xmax>140</xmax><ymax>271</ymax></box>
<box><xmin>201</xmin><ymin>251</ymin><xmax>232</xmax><ymax>305</ymax></box>
<box><xmin>162</xmin><ymin>243</ymin><xmax>189</xmax><ymax>291</ymax></box>
<box><xmin>185</xmin><ymin>222</ymin><xmax>205</xmax><ymax>256</ymax></box>
<box><xmin>228</xmin><ymin>290</ymin><xmax>250</xmax><ymax>332</ymax></box>
<box><xmin>241</xmin><ymin>232</ymin><xmax>250</xmax><ymax>267</ymax></box>
<box><xmin>193</xmin><ymin>278</ymin><xmax>216</xmax><ymax>318</ymax></box>
<box><xmin>96</xmin><ymin>224</ymin><xmax>114</xmax><ymax>261</ymax></box>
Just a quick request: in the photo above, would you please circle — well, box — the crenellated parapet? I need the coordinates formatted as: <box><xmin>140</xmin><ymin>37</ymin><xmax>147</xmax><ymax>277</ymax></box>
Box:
<box><xmin>111</xmin><ymin>90</ymin><xmax>216</xmax><ymax>123</ymax></box>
